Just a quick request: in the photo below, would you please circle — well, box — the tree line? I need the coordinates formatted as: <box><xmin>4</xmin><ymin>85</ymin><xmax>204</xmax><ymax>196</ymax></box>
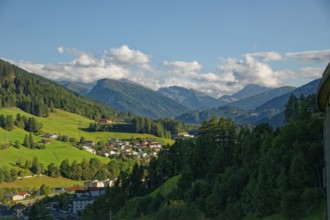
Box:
<box><xmin>0</xmin><ymin>60</ymin><xmax>189</xmax><ymax>138</ymax></box>
<box><xmin>5</xmin><ymin>156</ymin><xmax>138</xmax><ymax>184</ymax></box>
<box><xmin>88</xmin><ymin>116</ymin><xmax>187</xmax><ymax>138</ymax></box>
<box><xmin>83</xmin><ymin>94</ymin><xmax>325</xmax><ymax>219</ymax></box>
<box><xmin>0</xmin><ymin>113</ymin><xmax>42</xmax><ymax>133</ymax></box>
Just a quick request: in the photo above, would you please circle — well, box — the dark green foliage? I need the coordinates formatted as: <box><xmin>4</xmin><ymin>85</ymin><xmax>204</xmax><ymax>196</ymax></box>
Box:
<box><xmin>29</xmin><ymin>203</ymin><xmax>52</xmax><ymax>220</ymax></box>
<box><xmin>176</xmin><ymin>106</ymin><xmax>249</xmax><ymax>124</ymax></box>
<box><xmin>0</xmin><ymin>167</ymin><xmax>19</xmax><ymax>182</ymax></box>
<box><xmin>0</xmin><ymin>114</ymin><xmax>14</xmax><ymax>131</ymax></box>
<box><xmin>83</xmin><ymin>94</ymin><xmax>325</xmax><ymax>219</ymax></box>
<box><xmin>23</xmin><ymin>134</ymin><xmax>33</xmax><ymax>148</ymax></box>
<box><xmin>39</xmin><ymin>184</ymin><xmax>52</xmax><ymax>195</ymax></box>
<box><xmin>4</xmin><ymin>115</ymin><xmax>14</xmax><ymax>131</ymax></box>
<box><xmin>47</xmin><ymin>163</ymin><xmax>60</xmax><ymax>177</ymax></box>
<box><xmin>14</xmin><ymin>139</ymin><xmax>20</xmax><ymax>149</ymax></box>
<box><xmin>0</xmin><ymin>59</ymin><xmax>117</xmax><ymax>120</ymax></box>
<box><xmin>0</xmin><ymin>113</ymin><xmax>43</xmax><ymax>133</ymax></box>
<box><xmin>60</xmin><ymin>158</ymin><xmax>111</xmax><ymax>181</ymax></box>
<box><xmin>88</xmin><ymin>116</ymin><xmax>181</xmax><ymax>138</ymax></box>
<box><xmin>30</xmin><ymin>157</ymin><xmax>44</xmax><ymax>175</ymax></box>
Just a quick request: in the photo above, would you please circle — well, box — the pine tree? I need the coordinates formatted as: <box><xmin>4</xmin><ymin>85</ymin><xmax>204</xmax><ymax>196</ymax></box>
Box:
<box><xmin>23</xmin><ymin>134</ymin><xmax>30</xmax><ymax>148</ymax></box>
<box><xmin>50</xmin><ymin>101</ymin><xmax>54</xmax><ymax>112</ymax></box>
<box><xmin>0</xmin><ymin>115</ymin><xmax>4</xmax><ymax>128</ymax></box>
<box><xmin>4</xmin><ymin>115</ymin><xmax>14</xmax><ymax>131</ymax></box>
<box><xmin>28</xmin><ymin>133</ymin><xmax>34</xmax><ymax>149</ymax></box>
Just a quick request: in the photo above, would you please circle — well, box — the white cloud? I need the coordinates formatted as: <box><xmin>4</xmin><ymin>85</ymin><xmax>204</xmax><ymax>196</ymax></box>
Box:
<box><xmin>162</xmin><ymin>60</ymin><xmax>201</xmax><ymax>74</ymax></box>
<box><xmin>247</xmin><ymin>51</ymin><xmax>283</xmax><ymax>61</ymax></box>
<box><xmin>110</xmin><ymin>45</ymin><xmax>150</xmax><ymax>67</ymax></box>
<box><xmin>5</xmin><ymin>47</ymin><xmax>327</xmax><ymax>98</ymax></box>
<box><xmin>285</xmin><ymin>49</ymin><xmax>330</xmax><ymax>63</ymax></box>
<box><xmin>57</xmin><ymin>46</ymin><xmax>64</xmax><ymax>54</ymax></box>
<box><xmin>217</xmin><ymin>54</ymin><xmax>281</xmax><ymax>87</ymax></box>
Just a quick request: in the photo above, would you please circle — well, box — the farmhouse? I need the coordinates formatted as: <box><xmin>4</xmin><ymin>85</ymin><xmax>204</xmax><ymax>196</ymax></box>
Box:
<box><xmin>11</xmin><ymin>192</ymin><xmax>30</xmax><ymax>201</ymax></box>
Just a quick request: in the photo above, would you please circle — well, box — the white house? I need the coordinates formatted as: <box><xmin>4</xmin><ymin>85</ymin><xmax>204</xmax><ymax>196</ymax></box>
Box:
<box><xmin>11</xmin><ymin>192</ymin><xmax>30</xmax><ymax>201</ymax></box>
<box><xmin>71</xmin><ymin>198</ymin><xmax>95</xmax><ymax>214</ymax></box>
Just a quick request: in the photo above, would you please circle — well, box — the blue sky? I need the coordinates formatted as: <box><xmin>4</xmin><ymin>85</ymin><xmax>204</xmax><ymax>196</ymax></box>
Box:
<box><xmin>1</xmin><ymin>0</ymin><xmax>330</xmax><ymax>97</ymax></box>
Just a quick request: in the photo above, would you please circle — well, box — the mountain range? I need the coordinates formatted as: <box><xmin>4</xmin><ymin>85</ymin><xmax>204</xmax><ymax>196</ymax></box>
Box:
<box><xmin>87</xmin><ymin>79</ymin><xmax>190</xmax><ymax>119</ymax></box>
<box><xmin>0</xmin><ymin>58</ymin><xmax>320</xmax><ymax>127</ymax></box>
<box><xmin>157</xmin><ymin>86</ymin><xmax>220</xmax><ymax>109</ymax></box>
<box><xmin>175</xmin><ymin>79</ymin><xmax>319</xmax><ymax>127</ymax></box>
<box><xmin>57</xmin><ymin>75</ymin><xmax>319</xmax><ymax>127</ymax></box>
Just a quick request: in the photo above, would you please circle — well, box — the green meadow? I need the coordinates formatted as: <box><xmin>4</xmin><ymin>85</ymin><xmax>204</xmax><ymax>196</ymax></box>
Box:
<box><xmin>0</xmin><ymin>176</ymin><xmax>83</xmax><ymax>189</ymax></box>
<box><xmin>0</xmin><ymin>108</ymin><xmax>173</xmax><ymax>168</ymax></box>
<box><xmin>150</xmin><ymin>175</ymin><xmax>181</xmax><ymax>197</ymax></box>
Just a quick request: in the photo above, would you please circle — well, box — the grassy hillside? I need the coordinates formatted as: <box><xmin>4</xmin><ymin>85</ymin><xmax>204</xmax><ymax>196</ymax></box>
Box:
<box><xmin>150</xmin><ymin>175</ymin><xmax>180</xmax><ymax>197</ymax></box>
<box><xmin>0</xmin><ymin>108</ymin><xmax>173</xmax><ymax>168</ymax></box>
<box><xmin>0</xmin><ymin>176</ymin><xmax>83</xmax><ymax>189</ymax></box>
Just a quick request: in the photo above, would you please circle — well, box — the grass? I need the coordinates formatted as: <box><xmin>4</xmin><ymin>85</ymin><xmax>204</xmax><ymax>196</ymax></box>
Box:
<box><xmin>150</xmin><ymin>175</ymin><xmax>181</xmax><ymax>197</ymax></box>
<box><xmin>0</xmin><ymin>107</ymin><xmax>173</xmax><ymax>168</ymax></box>
<box><xmin>0</xmin><ymin>176</ymin><xmax>83</xmax><ymax>189</ymax></box>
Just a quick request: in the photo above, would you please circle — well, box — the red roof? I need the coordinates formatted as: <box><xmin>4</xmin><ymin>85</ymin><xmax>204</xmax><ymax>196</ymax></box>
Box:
<box><xmin>66</xmin><ymin>187</ymin><xmax>84</xmax><ymax>191</ymax></box>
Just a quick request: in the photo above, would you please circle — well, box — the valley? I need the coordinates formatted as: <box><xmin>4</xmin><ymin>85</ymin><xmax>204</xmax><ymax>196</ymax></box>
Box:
<box><xmin>0</xmin><ymin>59</ymin><xmax>325</xmax><ymax>219</ymax></box>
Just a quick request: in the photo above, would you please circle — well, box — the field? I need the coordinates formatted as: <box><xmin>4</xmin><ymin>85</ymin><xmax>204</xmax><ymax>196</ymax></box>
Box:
<box><xmin>0</xmin><ymin>108</ymin><xmax>173</xmax><ymax>168</ymax></box>
<box><xmin>0</xmin><ymin>176</ymin><xmax>83</xmax><ymax>189</ymax></box>
<box><xmin>150</xmin><ymin>175</ymin><xmax>181</xmax><ymax>197</ymax></box>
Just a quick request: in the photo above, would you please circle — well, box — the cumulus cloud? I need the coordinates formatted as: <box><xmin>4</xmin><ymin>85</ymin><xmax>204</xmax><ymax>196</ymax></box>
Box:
<box><xmin>110</xmin><ymin>45</ymin><xmax>150</xmax><ymax>67</ymax></box>
<box><xmin>218</xmin><ymin>54</ymin><xmax>281</xmax><ymax>87</ymax></box>
<box><xmin>6</xmin><ymin>47</ymin><xmax>327</xmax><ymax>98</ymax></box>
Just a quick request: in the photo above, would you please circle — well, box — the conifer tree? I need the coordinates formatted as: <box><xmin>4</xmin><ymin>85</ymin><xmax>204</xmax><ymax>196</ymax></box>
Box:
<box><xmin>23</xmin><ymin>134</ymin><xmax>30</xmax><ymax>148</ymax></box>
<box><xmin>28</xmin><ymin>133</ymin><xmax>34</xmax><ymax>149</ymax></box>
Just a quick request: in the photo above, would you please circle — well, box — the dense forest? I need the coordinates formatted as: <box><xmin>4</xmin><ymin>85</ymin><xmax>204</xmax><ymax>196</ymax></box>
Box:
<box><xmin>82</xmin><ymin>94</ymin><xmax>325</xmax><ymax>219</ymax></box>
<box><xmin>0</xmin><ymin>60</ymin><xmax>186</xmax><ymax>137</ymax></box>
<box><xmin>0</xmin><ymin>60</ymin><xmax>118</xmax><ymax>119</ymax></box>
<box><xmin>88</xmin><ymin>116</ymin><xmax>187</xmax><ymax>138</ymax></box>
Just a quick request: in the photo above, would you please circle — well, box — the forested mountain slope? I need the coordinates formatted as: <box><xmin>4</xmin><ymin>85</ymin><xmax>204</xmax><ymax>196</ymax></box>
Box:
<box><xmin>0</xmin><ymin>60</ymin><xmax>118</xmax><ymax>120</ymax></box>
<box><xmin>87</xmin><ymin>79</ymin><xmax>190</xmax><ymax>119</ymax></box>
<box><xmin>83</xmin><ymin>94</ymin><xmax>325</xmax><ymax>219</ymax></box>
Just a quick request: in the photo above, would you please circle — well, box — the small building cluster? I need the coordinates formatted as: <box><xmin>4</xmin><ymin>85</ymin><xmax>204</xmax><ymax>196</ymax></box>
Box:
<box><xmin>103</xmin><ymin>138</ymin><xmax>162</xmax><ymax>160</ymax></box>
<box><xmin>69</xmin><ymin>187</ymin><xmax>106</xmax><ymax>214</ymax></box>
<box><xmin>84</xmin><ymin>179</ymin><xmax>115</xmax><ymax>188</ymax></box>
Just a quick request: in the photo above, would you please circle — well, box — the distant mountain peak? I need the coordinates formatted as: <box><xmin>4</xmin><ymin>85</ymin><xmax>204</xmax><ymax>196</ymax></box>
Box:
<box><xmin>158</xmin><ymin>86</ymin><xmax>222</xmax><ymax>110</ymax></box>
<box><xmin>87</xmin><ymin>79</ymin><xmax>190</xmax><ymax>119</ymax></box>
<box><xmin>232</xmin><ymin>84</ymin><xmax>271</xmax><ymax>100</ymax></box>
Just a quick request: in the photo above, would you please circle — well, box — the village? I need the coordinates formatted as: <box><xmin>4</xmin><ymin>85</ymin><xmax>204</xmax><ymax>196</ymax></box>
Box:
<box><xmin>0</xmin><ymin>179</ymin><xmax>114</xmax><ymax>219</ymax></box>
<box><xmin>42</xmin><ymin>117</ymin><xmax>165</xmax><ymax>162</ymax></box>
<box><xmin>78</xmin><ymin>137</ymin><xmax>163</xmax><ymax>161</ymax></box>
<box><xmin>0</xmin><ymin>131</ymin><xmax>165</xmax><ymax>219</ymax></box>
